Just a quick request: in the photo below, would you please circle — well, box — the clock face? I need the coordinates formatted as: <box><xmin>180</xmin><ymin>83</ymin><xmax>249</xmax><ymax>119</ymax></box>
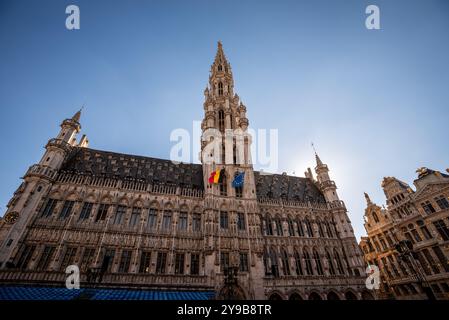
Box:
<box><xmin>4</xmin><ymin>212</ymin><xmax>19</xmax><ymax>224</ymax></box>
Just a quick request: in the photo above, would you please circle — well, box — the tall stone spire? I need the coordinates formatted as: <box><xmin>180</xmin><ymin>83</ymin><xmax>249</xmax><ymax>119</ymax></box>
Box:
<box><xmin>364</xmin><ymin>192</ymin><xmax>373</xmax><ymax>206</ymax></box>
<box><xmin>72</xmin><ymin>108</ymin><xmax>82</xmax><ymax>123</ymax></box>
<box><xmin>315</xmin><ymin>152</ymin><xmax>323</xmax><ymax>166</ymax></box>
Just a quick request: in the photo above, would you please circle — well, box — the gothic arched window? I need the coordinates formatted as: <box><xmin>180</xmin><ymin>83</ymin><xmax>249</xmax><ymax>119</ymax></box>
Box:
<box><xmin>266</xmin><ymin>217</ymin><xmax>273</xmax><ymax>236</ymax></box>
<box><xmin>303</xmin><ymin>249</ymin><xmax>313</xmax><ymax>275</ymax></box>
<box><xmin>275</xmin><ymin>218</ymin><xmax>283</xmax><ymax>236</ymax></box>
<box><xmin>219</xmin><ymin>173</ymin><xmax>227</xmax><ymax>196</ymax></box>
<box><xmin>288</xmin><ymin>219</ymin><xmax>295</xmax><ymax>236</ymax></box>
<box><xmin>270</xmin><ymin>247</ymin><xmax>279</xmax><ymax>277</ymax></box>
<box><xmin>281</xmin><ymin>249</ymin><xmax>290</xmax><ymax>276</ymax></box>
<box><xmin>334</xmin><ymin>249</ymin><xmax>345</xmax><ymax>275</ymax></box>
<box><xmin>218</xmin><ymin>65</ymin><xmax>223</xmax><ymax>71</ymax></box>
<box><xmin>372</xmin><ymin>212</ymin><xmax>379</xmax><ymax>223</ymax></box>
<box><xmin>218</xmin><ymin>82</ymin><xmax>224</xmax><ymax>96</ymax></box>
<box><xmin>297</xmin><ymin>220</ymin><xmax>304</xmax><ymax>237</ymax></box>
<box><xmin>294</xmin><ymin>250</ymin><xmax>303</xmax><ymax>276</ymax></box>
<box><xmin>305</xmin><ymin>218</ymin><xmax>314</xmax><ymax>237</ymax></box>
<box><xmin>218</xmin><ymin>109</ymin><xmax>225</xmax><ymax>133</ymax></box>
<box><xmin>326</xmin><ymin>250</ymin><xmax>336</xmax><ymax>275</ymax></box>
<box><xmin>313</xmin><ymin>249</ymin><xmax>324</xmax><ymax>275</ymax></box>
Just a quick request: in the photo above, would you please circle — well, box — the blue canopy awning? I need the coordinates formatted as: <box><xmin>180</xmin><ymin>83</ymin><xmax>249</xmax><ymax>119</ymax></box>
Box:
<box><xmin>0</xmin><ymin>286</ymin><xmax>215</xmax><ymax>300</ymax></box>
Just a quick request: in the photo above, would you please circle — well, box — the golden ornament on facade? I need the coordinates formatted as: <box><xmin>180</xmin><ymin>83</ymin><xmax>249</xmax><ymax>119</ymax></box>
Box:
<box><xmin>4</xmin><ymin>211</ymin><xmax>19</xmax><ymax>224</ymax></box>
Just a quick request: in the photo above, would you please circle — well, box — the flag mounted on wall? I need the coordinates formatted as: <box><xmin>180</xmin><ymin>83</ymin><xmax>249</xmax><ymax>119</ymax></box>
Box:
<box><xmin>232</xmin><ymin>171</ymin><xmax>245</xmax><ymax>188</ymax></box>
<box><xmin>208</xmin><ymin>169</ymin><xmax>225</xmax><ymax>184</ymax></box>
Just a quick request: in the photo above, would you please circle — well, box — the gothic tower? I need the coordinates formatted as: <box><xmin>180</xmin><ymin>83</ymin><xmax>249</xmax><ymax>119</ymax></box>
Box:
<box><xmin>200</xmin><ymin>42</ymin><xmax>263</xmax><ymax>299</ymax></box>
<box><xmin>0</xmin><ymin>111</ymin><xmax>86</xmax><ymax>267</ymax></box>
<box><xmin>314</xmin><ymin>152</ymin><xmax>365</xmax><ymax>277</ymax></box>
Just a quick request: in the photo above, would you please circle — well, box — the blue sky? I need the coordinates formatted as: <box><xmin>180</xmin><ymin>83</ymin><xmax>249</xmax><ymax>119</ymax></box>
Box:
<box><xmin>0</xmin><ymin>0</ymin><xmax>448</xmax><ymax>240</ymax></box>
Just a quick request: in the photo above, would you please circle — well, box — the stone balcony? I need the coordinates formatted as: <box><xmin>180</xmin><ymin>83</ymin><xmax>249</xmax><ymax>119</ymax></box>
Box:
<box><xmin>24</xmin><ymin>164</ymin><xmax>58</xmax><ymax>181</ymax></box>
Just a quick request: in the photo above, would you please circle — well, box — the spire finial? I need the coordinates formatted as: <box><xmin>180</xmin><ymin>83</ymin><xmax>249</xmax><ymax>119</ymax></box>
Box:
<box><xmin>312</xmin><ymin>142</ymin><xmax>322</xmax><ymax>166</ymax></box>
<box><xmin>72</xmin><ymin>106</ymin><xmax>83</xmax><ymax>122</ymax></box>
<box><xmin>364</xmin><ymin>192</ymin><xmax>373</xmax><ymax>206</ymax></box>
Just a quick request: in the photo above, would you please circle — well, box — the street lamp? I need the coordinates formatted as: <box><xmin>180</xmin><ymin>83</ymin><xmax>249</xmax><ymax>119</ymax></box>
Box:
<box><xmin>394</xmin><ymin>239</ymin><xmax>436</xmax><ymax>300</ymax></box>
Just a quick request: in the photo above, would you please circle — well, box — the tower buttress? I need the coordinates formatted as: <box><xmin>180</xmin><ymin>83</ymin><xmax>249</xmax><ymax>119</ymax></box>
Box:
<box><xmin>39</xmin><ymin>110</ymin><xmax>82</xmax><ymax>170</ymax></box>
<box><xmin>314</xmin><ymin>152</ymin><xmax>339</xmax><ymax>202</ymax></box>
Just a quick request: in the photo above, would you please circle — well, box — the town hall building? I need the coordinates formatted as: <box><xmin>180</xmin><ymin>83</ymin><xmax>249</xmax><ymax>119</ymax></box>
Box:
<box><xmin>0</xmin><ymin>43</ymin><xmax>371</xmax><ymax>300</ymax></box>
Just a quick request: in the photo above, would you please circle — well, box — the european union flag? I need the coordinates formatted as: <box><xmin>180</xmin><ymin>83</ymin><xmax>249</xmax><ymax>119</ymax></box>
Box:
<box><xmin>232</xmin><ymin>172</ymin><xmax>245</xmax><ymax>188</ymax></box>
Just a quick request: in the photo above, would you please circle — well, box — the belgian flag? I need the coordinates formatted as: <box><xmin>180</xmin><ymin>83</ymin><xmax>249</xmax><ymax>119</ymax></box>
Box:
<box><xmin>208</xmin><ymin>169</ymin><xmax>225</xmax><ymax>184</ymax></box>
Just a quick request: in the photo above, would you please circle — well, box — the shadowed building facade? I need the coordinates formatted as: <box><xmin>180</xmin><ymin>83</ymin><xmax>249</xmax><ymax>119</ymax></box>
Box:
<box><xmin>360</xmin><ymin>168</ymin><xmax>449</xmax><ymax>300</ymax></box>
<box><xmin>0</xmin><ymin>43</ymin><xmax>370</xmax><ymax>300</ymax></box>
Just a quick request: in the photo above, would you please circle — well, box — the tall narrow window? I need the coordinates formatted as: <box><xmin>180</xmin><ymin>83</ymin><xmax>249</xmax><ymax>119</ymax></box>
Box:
<box><xmin>237</xmin><ymin>212</ymin><xmax>246</xmax><ymax>231</ymax></box>
<box><xmin>102</xmin><ymin>249</ymin><xmax>115</xmax><ymax>273</ymax></box>
<box><xmin>239</xmin><ymin>253</ymin><xmax>249</xmax><ymax>272</ymax></box>
<box><xmin>156</xmin><ymin>252</ymin><xmax>167</xmax><ymax>274</ymax></box>
<box><xmin>36</xmin><ymin>246</ymin><xmax>55</xmax><ymax>271</ymax></box>
<box><xmin>304</xmin><ymin>249</ymin><xmax>313</xmax><ymax>275</ymax></box>
<box><xmin>191</xmin><ymin>253</ymin><xmax>200</xmax><ymax>275</ymax></box>
<box><xmin>326</xmin><ymin>251</ymin><xmax>336</xmax><ymax>275</ymax></box>
<box><xmin>275</xmin><ymin>218</ymin><xmax>283</xmax><ymax>236</ymax></box>
<box><xmin>79</xmin><ymin>202</ymin><xmax>93</xmax><ymax>221</ymax></box>
<box><xmin>270</xmin><ymin>248</ymin><xmax>279</xmax><ymax>277</ymax></box>
<box><xmin>59</xmin><ymin>201</ymin><xmax>74</xmax><ymax>220</ymax></box>
<box><xmin>294</xmin><ymin>251</ymin><xmax>303</xmax><ymax>276</ymax></box>
<box><xmin>162</xmin><ymin>211</ymin><xmax>172</xmax><ymax>231</ymax></box>
<box><xmin>220</xmin><ymin>173</ymin><xmax>227</xmax><ymax>196</ymax></box>
<box><xmin>60</xmin><ymin>247</ymin><xmax>77</xmax><ymax>271</ymax></box>
<box><xmin>147</xmin><ymin>208</ymin><xmax>158</xmax><ymax>230</ymax></box>
<box><xmin>16</xmin><ymin>245</ymin><xmax>36</xmax><ymax>269</ymax></box>
<box><xmin>129</xmin><ymin>207</ymin><xmax>141</xmax><ymax>227</ymax></box>
<box><xmin>41</xmin><ymin>199</ymin><xmax>57</xmax><ymax>218</ymax></box>
<box><xmin>326</xmin><ymin>222</ymin><xmax>333</xmax><ymax>238</ymax></box>
<box><xmin>288</xmin><ymin>220</ymin><xmax>295</xmax><ymax>236</ymax></box>
<box><xmin>422</xmin><ymin>201</ymin><xmax>436</xmax><ymax>214</ymax></box>
<box><xmin>432</xmin><ymin>246</ymin><xmax>449</xmax><ymax>272</ymax></box>
<box><xmin>266</xmin><ymin>218</ymin><xmax>273</xmax><ymax>236</ymax></box>
<box><xmin>113</xmin><ymin>205</ymin><xmax>126</xmax><ymax>225</ymax></box>
<box><xmin>235</xmin><ymin>186</ymin><xmax>243</xmax><ymax>198</ymax></box>
<box><xmin>220</xmin><ymin>252</ymin><xmax>230</xmax><ymax>271</ymax></box>
<box><xmin>80</xmin><ymin>248</ymin><xmax>95</xmax><ymax>272</ymax></box>
<box><xmin>139</xmin><ymin>251</ymin><xmax>152</xmax><ymax>273</ymax></box>
<box><xmin>313</xmin><ymin>249</ymin><xmax>324</xmax><ymax>275</ymax></box>
<box><xmin>192</xmin><ymin>214</ymin><xmax>201</xmax><ymax>232</ymax></box>
<box><xmin>178</xmin><ymin>212</ymin><xmax>188</xmax><ymax>231</ymax></box>
<box><xmin>175</xmin><ymin>253</ymin><xmax>185</xmax><ymax>274</ymax></box>
<box><xmin>218</xmin><ymin>82</ymin><xmax>224</xmax><ymax>96</ymax></box>
<box><xmin>318</xmin><ymin>222</ymin><xmax>325</xmax><ymax>237</ymax></box>
<box><xmin>95</xmin><ymin>204</ymin><xmax>109</xmax><ymax>222</ymax></box>
<box><xmin>281</xmin><ymin>249</ymin><xmax>290</xmax><ymax>276</ymax></box>
<box><xmin>118</xmin><ymin>250</ymin><xmax>132</xmax><ymax>273</ymax></box>
<box><xmin>433</xmin><ymin>220</ymin><xmax>449</xmax><ymax>241</ymax></box>
<box><xmin>334</xmin><ymin>249</ymin><xmax>344</xmax><ymax>275</ymax></box>
<box><xmin>305</xmin><ymin>218</ymin><xmax>314</xmax><ymax>237</ymax></box>
<box><xmin>297</xmin><ymin>220</ymin><xmax>304</xmax><ymax>237</ymax></box>
<box><xmin>220</xmin><ymin>211</ymin><xmax>229</xmax><ymax>229</ymax></box>
<box><xmin>218</xmin><ymin>110</ymin><xmax>225</xmax><ymax>133</ymax></box>
<box><xmin>435</xmin><ymin>196</ymin><xmax>449</xmax><ymax>210</ymax></box>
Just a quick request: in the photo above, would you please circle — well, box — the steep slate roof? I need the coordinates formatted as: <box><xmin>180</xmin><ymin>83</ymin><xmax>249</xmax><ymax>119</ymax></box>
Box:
<box><xmin>254</xmin><ymin>172</ymin><xmax>326</xmax><ymax>203</ymax></box>
<box><xmin>60</xmin><ymin>147</ymin><xmax>325</xmax><ymax>203</ymax></box>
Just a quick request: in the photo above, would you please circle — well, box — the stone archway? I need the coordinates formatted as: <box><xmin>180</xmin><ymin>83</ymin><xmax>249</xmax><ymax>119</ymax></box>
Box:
<box><xmin>344</xmin><ymin>291</ymin><xmax>358</xmax><ymax>300</ymax></box>
<box><xmin>268</xmin><ymin>293</ymin><xmax>283</xmax><ymax>300</ymax></box>
<box><xmin>289</xmin><ymin>292</ymin><xmax>303</xmax><ymax>300</ymax></box>
<box><xmin>308</xmin><ymin>292</ymin><xmax>322</xmax><ymax>300</ymax></box>
<box><xmin>327</xmin><ymin>291</ymin><xmax>340</xmax><ymax>300</ymax></box>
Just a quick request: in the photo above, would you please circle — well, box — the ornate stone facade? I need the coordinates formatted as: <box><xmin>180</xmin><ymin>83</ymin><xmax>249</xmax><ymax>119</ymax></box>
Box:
<box><xmin>360</xmin><ymin>168</ymin><xmax>449</xmax><ymax>300</ymax></box>
<box><xmin>0</xmin><ymin>43</ymin><xmax>369</xmax><ymax>300</ymax></box>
